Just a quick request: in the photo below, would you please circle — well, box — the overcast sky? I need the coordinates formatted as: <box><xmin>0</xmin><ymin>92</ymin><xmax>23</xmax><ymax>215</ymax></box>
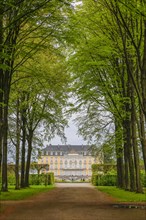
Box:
<box><xmin>49</xmin><ymin>118</ymin><xmax>88</xmax><ymax>145</ymax></box>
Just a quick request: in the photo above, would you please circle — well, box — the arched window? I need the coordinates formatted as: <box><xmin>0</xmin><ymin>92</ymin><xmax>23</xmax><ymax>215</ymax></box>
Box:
<box><xmin>70</xmin><ymin>161</ymin><xmax>72</xmax><ymax>168</ymax></box>
<box><xmin>65</xmin><ymin>160</ymin><xmax>67</xmax><ymax>168</ymax></box>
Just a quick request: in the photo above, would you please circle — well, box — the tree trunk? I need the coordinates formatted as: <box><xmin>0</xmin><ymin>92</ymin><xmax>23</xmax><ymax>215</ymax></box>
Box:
<box><xmin>1</xmin><ymin>72</ymin><xmax>11</xmax><ymax>192</ymax></box>
<box><xmin>0</xmin><ymin>74</ymin><xmax>3</xmax><ymax>176</ymax></box>
<box><xmin>15</xmin><ymin>98</ymin><xmax>20</xmax><ymax>190</ymax></box>
<box><xmin>123</xmin><ymin>120</ymin><xmax>130</xmax><ymax>190</ymax></box>
<box><xmin>0</xmin><ymin>3</ymin><xmax>4</xmax><ymax>175</ymax></box>
<box><xmin>25</xmin><ymin>130</ymin><xmax>33</xmax><ymax>187</ymax></box>
<box><xmin>126</xmin><ymin>79</ymin><xmax>136</xmax><ymax>192</ymax></box>
<box><xmin>138</xmin><ymin>107</ymin><xmax>146</xmax><ymax>172</ymax></box>
<box><xmin>0</xmin><ymin>79</ymin><xmax>3</xmax><ymax>175</ymax></box>
<box><xmin>131</xmin><ymin>85</ymin><xmax>143</xmax><ymax>193</ymax></box>
<box><xmin>115</xmin><ymin>119</ymin><xmax>125</xmax><ymax>188</ymax></box>
<box><xmin>20</xmin><ymin>103</ymin><xmax>27</xmax><ymax>188</ymax></box>
<box><xmin>141</xmin><ymin>20</ymin><xmax>146</xmax><ymax>120</ymax></box>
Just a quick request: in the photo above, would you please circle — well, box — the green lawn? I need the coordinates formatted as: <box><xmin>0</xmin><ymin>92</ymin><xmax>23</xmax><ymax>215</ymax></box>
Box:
<box><xmin>97</xmin><ymin>186</ymin><xmax>146</xmax><ymax>202</ymax></box>
<box><xmin>0</xmin><ymin>185</ymin><xmax>55</xmax><ymax>201</ymax></box>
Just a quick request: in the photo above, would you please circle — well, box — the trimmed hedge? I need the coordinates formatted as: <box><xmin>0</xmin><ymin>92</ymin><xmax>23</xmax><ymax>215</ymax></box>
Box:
<box><xmin>48</xmin><ymin>172</ymin><xmax>54</xmax><ymax>185</ymax></box>
<box><xmin>92</xmin><ymin>173</ymin><xmax>146</xmax><ymax>187</ymax></box>
<box><xmin>92</xmin><ymin>174</ymin><xmax>117</xmax><ymax>186</ymax></box>
<box><xmin>30</xmin><ymin>173</ymin><xmax>54</xmax><ymax>185</ymax></box>
<box><xmin>0</xmin><ymin>173</ymin><xmax>55</xmax><ymax>186</ymax></box>
<box><xmin>140</xmin><ymin>173</ymin><xmax>146</xmax><ymax>187</ymax></box>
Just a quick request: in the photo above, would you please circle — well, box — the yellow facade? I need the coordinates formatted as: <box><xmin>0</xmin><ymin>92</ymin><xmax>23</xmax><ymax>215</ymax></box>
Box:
<box><xmin>38</xmin><ymin>145</ymin><xmax>101</xmax><ymax>180</ymax></box>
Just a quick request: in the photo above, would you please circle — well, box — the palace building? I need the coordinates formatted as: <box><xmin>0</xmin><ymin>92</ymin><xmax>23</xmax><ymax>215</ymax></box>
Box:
<box><xmin>38</xmin><ymin>145</ymin><xmax>101</xmax><ymax>181</ymax></box>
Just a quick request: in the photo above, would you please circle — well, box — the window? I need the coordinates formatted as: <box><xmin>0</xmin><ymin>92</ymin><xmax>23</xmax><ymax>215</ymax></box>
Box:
<box><xmin>75</xmin><ymin>160</ymin><xmax>77</xmax><ymax>168</ymax></box>
<box><xmin>50</xmin><ymin>163</ymin><xmax>54</xmax><ymax>169</ymax></box>
<box><xmin>50</xmin><ymin>152</ymin><xmax>53</xmax><ymax>156</ymax></box>
<box><xmin>65</xmin><ymin>160</ymin><xmax>67</xmax><ymax>168</ymax></box>
<box><xmin>70</xmin><ymin>161</ymin><xmax>72</xmax><ymax>168</ymax></box>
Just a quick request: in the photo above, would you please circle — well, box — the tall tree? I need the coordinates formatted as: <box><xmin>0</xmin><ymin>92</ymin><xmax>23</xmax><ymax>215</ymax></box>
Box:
<box><xmin>0</xmin><ymin>0</ymin><xmax>73</xmax><ymax>191</ymax></box>
<box><xmin>65</xmin><ymin>0</ymin><xmax>145</xmax><ymax>192</ymax></box>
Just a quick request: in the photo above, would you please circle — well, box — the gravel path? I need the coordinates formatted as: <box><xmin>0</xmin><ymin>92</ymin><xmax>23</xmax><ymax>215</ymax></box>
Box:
<box><xmin>0</xmin><ymin>183</ymin><xmax>146</xmax><ymax>220</ymax></box>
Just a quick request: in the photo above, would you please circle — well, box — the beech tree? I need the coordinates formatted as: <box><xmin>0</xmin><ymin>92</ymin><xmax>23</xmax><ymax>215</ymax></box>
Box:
<box><xmin>0</xmin><ymin>0</ymin><xmax>73</xmax><ymax>191</ymax></box>
<box><xmin>65</xmin><ymin>0</ymin><xmax>145</xmax><ymax>192</ymax></box>
<box><xmin>8</xmin><ymin>47</ymin><xmax>70</xmax><ymax>188</ymax></box>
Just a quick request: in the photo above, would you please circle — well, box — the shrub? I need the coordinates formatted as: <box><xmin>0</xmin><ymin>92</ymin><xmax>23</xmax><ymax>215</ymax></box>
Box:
<box><xmin>140</xmin><ymin>172</ymin><xmax>146</xmax><ymax>187</ymax></box>
<box><xmin>29</xmin><ymin>173</ymin><xmax>54</xmax><ymax>185</ymax></box>
<box><xmin>1</xmin><ymin>174</ymin><xmax>18</xmax><ymax>186</ymax></box>
<box><xmin>48</xmin><ymin>172</ymin><xmax>54</xmax><ymax>185</ymax></box>
<box><xmin>8</xmin><ymin>174</ymin><xmax>15</xmax><ymax>185</ymax></box>
<box><xmin>92</xmin><ymin>174</ymin><xmax>117</xmax><ymax>186</ymax></box>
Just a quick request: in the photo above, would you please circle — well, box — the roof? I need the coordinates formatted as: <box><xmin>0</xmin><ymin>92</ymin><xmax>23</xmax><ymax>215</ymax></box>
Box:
<box><xmin>44</xmin><ymin>145</ymin><xmax>92</xmax><ymax>152</ymax></box>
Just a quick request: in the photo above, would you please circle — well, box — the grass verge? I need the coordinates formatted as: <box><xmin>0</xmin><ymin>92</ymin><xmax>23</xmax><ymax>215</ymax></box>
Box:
<box><xmin>0</xmin><ymin>185</ymin><xmax>55</xmax><ymax>201</ymax></box>
<box><xmin>97</xmin><ymin>186</ymin><xmax>146</xmax><ymax>202</ymax></box>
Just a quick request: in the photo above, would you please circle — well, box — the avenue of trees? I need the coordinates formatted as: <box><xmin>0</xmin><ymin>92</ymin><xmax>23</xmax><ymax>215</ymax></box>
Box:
<box><xmin>66</xmin><ymin>0</ymin><xmax>146</xmax><ymax>193</ymax></box>
<box><xmin>0</xmin><ymin>0</ymin><xmax>73</xmax><ymax>191</ymax></box>
<box><xmin>0</xmin><ymin>0</ymin><xmax>146</xmax><ymax>194</ymax></box>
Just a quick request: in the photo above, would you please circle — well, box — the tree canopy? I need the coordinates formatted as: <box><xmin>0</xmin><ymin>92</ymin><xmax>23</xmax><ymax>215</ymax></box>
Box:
<box><xmin>0</xmin><ymin>0</ymin><xmax>146</xmax><ymax>193</ymax></box>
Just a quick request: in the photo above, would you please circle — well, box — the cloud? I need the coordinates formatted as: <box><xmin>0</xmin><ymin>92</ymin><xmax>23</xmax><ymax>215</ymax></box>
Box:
<box><xmin>49</xmin><ymin>118</ymin><xmax>87</xmax><ymax>145</ymax></box>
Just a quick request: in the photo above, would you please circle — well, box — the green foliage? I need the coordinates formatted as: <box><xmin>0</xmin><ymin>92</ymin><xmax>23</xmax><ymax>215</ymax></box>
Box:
<box><xmin>92</xmin><ymin>172</ymin><xmax>146</xmax><ymax>187</ymax></box>
<box><xmin>91</xmin><ymin>164</ymin><xmax>99</xmax><ymax>174</ymax></box>
<box><xmin>0</xmin><ymin>174</ymin><xmax>16</xmax><ymax>186</ymax></box>
<box><xmin>48</xmin><ymin>172</ymin><xmax>54</xmax><ymax>185</ymax></box>
<box><xmin>92</xmin><ymin>174</ymin><xmax>117</xmax><ymax>186</ymax></box>
<box><xmin>66</xmin><ymin>0</ymin><xmax>146</xmax><ymax>193</ymax></box>
<box><xmin>140</xmin><ymin>172</ymin><xmax>146</xmax><ymax>187</ymax></box>
<box><xmin>97</xmin><ymin>186</ymin><xmax>146</xmax><ymax>202</ymax></box>
<box><xmin>92</xmin><ymin>163</ymin><xmax>116</xmax><ymax>174</ymax></box>
<box><xmin>0</xmin><ymin>173</ymin><xmax>55</xmax><ymax>186</ymax></box>
<box><xmin>7</xmin><ymin>174</ymin><xmax>16</xmax><ymax>186</ymax></box>
<box><xmin>29</xmin><ymin>173</ymin><xmax>54</xmax><ymax>185</ymax></box>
